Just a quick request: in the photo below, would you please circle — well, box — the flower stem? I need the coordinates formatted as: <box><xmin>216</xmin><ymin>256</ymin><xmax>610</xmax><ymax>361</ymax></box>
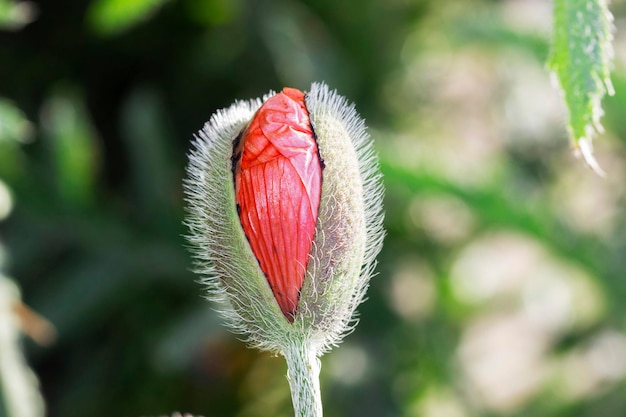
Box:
<box><xmin>284</xmin><ymin>340</ymin><xmax>322</xmax><ymax>417</ymax></box>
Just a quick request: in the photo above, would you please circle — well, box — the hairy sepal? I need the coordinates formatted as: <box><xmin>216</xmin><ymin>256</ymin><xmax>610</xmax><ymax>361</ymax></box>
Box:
<box><xmin>299</xmin><ymin>83</ymin><xmax>385</xmax><ymax>353</ymax></box>
<box><xmin>185</xmin><ymin>96</ymin><xmax>293</xmax><ymax>353</ymax></box>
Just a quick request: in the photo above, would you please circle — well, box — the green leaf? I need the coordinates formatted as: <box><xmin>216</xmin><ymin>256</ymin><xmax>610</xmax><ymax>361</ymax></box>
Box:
<box><xmin>0</xmin><ymin>0</ymin><xmax>37</xmax><ymax>31</ymax></box>
<box><xmin>0</xmin><ymin>99</ymin><xmax>33</xmax><ymax>182</ymax></box>
<box><xmin>42</xmin><ymin>89</ymin><xmax>99</xmax><ymax>207</ymax></box>
<box><xmin>86</xmin><ymin>0</ymin><xmax>169</xmax><ymax>36</ymax></box>
<box><xmin>548</xmin><ymin>0</ymin><xmax>615</xmax><ymax>174</ymax></box>
<box><xmin>120</xmin><ymin>87</ymin><xmax>181</xmax><ymax>235</ymax></box>
<box><xmin>0</xmin><ymin>99</ymin><xmax>33</xmax><ymax>144</ymax></box>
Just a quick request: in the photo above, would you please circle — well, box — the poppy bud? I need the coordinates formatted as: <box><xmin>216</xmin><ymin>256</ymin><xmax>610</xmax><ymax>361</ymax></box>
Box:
<box><xmin>185</xmin><ymin>82</ymin><xmax>384</xmax><ymax>416</ymax></box>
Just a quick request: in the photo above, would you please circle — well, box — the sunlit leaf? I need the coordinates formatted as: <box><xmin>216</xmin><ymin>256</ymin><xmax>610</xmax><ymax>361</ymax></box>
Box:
<box><xmin>0</xmin><ymin>0</ymin><xmax>37</xmax><ymax>31</ymax></box>
<box><xmin>548</xmin><ymin>0</ymin><xmax>614</xmax><ymax>174</ymax></box>
<box><xmin>86</xmin><ymin>0</ymin><xmax>169</xmax><ymax>36</ymax></box>
<box><xmin>0</xmin><ymin>98</ymin><xmax>33</xmax><ymax>143</ymax></box>
<box><xmin>452</xmin><ymin>17</ymin><xmax>549</xmax><ymax>61</ymax></box>
<box><xmin>183</xmin><ymin>0</ymin><xmax>241</xmax><ymax>27</ymax></box>
<box><xmin>42</xmin><ymin>89</ymin><xmax>99</xmax><ymax>207</ymax></box>
<box><xmin>0</xmin><ymin>99</ymin><xmax>33</xmax><ymax>182</ymax></box>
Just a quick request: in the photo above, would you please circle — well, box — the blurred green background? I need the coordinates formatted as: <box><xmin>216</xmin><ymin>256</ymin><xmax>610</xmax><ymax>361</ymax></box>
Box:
<box><xmin>1</xmin><ymin>0</ymin><xmax>626</xmax><ymax>416</ymax></box>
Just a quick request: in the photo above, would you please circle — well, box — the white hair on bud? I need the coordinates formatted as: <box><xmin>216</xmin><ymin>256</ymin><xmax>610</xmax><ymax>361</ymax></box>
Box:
<box><xmin>302</xmin><ymin>82</ymin><xmax>385</xmax><ymax>353</ymax></box>
<box><xmin>184</xmin><ymin>94</ymin><xmax>298</xmax><ymax>353</ymax></box>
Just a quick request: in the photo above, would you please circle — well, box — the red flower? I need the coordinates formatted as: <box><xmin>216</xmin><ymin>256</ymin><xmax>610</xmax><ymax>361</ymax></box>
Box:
<box><xmin>233</xmin><ymin>88</ymin><xmax>322</xmax><ymax>321</ymax></box>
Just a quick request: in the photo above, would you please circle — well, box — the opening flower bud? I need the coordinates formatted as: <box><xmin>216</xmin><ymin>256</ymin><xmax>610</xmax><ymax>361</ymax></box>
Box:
<box><xmin>185</xmin><ymin>82</ymin><xmax>384</xmax><ymax>354</ymax></box>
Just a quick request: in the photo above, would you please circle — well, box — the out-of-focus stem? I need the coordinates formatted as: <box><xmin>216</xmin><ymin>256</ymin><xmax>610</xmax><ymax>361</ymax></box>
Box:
<box><xmin>284</xmin><ymin>340</ymin><xmax>322</xmax><ymax>417</ymax></box>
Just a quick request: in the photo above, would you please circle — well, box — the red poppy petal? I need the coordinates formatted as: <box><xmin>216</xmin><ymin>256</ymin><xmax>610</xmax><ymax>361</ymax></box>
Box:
<box><xmin>235</xmin><ymin>88</ymin><xmax>322</xmax><ymax>321</ymax></box>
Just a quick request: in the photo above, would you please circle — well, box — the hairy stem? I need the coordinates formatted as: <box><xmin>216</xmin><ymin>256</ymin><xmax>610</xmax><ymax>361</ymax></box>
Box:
<box><xmin>284</xmin><ymin>340</ymin><xmax>322</xmax><ymax>417</ymax></box>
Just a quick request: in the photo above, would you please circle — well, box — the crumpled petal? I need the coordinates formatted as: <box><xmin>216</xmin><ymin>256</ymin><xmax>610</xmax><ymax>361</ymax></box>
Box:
<box><xmin>234</xmin><ymin>88</ymin><xmax>322</xmax><ymax>321</ymax></box>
